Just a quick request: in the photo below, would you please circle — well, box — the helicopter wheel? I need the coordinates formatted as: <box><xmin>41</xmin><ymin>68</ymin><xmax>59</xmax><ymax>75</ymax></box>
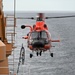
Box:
<box><xmin>36</xmin><ymin>52</ymin><xmax>39</xmax><ymax>56</ymax></box>
<box><xmin>39</xmin><ymin>51</ymin><xmax>42</xmax><ymax>56</ymax></box>
<box><xmin>50</xmin><ymin>53</ymin><xmax>53</xmax><ymax>57</ymax></box>
<box><xmin>30</xmin><ymin>54</ymin><xmax>33</xmax><ymax>58</ymax></box>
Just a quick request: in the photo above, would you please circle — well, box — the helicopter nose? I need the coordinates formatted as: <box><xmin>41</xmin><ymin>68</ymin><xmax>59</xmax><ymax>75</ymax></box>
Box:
<box><xmin>32</xmin><ymin>40</ymin><xmax>44</xmax><ymax>48</ymax></box>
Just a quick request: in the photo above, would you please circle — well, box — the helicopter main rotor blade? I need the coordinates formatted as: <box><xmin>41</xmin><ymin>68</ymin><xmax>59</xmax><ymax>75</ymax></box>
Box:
<box><xmin>16</xmin><ymin>17</ymin><xmax>35</xmax><ymax>19</ymax></box>
<box><xmin>45</xmin><ymin>15</ymin><xmax>75</xmax><ymax>19</ymax></box>
<box><xmin>16</xmin><ymin>15</ymin><xmax>75</xmax><ymax>20</ymax></box>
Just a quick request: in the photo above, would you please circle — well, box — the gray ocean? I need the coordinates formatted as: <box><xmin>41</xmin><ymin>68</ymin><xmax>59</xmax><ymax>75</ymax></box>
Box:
<box><xmin>6</xmin><ymin>12</ymin><xmax>75</xmax><ymax>75</ymax></box>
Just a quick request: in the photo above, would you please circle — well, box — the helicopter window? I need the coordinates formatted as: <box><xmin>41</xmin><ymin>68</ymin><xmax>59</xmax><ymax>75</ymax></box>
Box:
<box><xmin>31</xmin><ymin>32</ymin><xmax>38</xmax><ymax>39</ymax></box>
<box><xmin>31</xmin><ymin>31</ymin><xmax>47</xmax><ymax>39</ymax></box>
<box><xmin>40</xmin><ymin>31</ymin><xmax>47</xmax><ymax>38</ymax></box>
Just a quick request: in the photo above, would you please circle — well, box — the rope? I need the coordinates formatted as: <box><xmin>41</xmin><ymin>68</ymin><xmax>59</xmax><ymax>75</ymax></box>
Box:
<box><xmin>17</xmin><ymin>44</ymin><xmax>25</xmax><ymax>74</ymax></box>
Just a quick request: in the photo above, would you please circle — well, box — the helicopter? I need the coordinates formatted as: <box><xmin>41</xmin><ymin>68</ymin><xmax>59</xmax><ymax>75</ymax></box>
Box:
<box><xmin>20</xmin><ymin>13</ymin><xmax>75</xmax><ymax>58</ymax></box>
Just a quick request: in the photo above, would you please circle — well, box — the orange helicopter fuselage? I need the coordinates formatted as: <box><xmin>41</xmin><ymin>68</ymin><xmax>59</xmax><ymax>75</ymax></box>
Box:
<box><xmin>25</xmin><ymin>20</ymin><xmax>52</xmax><ymax>51</ymax></box>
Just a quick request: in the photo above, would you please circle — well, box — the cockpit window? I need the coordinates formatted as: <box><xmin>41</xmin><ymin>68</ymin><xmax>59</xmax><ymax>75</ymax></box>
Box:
<box><xmin>40</xmin><ymin>31</ymin><xmax>47</xmax><ymax>38</ymax></box>
<box><xmin>30</xmin><ymin>31</ymin><xmax>47</xmax><ymax>39</ymax></box>
<box><xmin>31</xmin><ymin>31</ymin><xmax>38</xmax><ymax>39</ymax></box>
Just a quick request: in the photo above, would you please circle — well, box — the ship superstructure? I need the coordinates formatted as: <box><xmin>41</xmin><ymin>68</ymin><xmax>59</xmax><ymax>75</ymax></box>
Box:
<box><xmin>0</xmin><ymin>0</ymin><xmax>16</xmax><ymax>74</ymax></box>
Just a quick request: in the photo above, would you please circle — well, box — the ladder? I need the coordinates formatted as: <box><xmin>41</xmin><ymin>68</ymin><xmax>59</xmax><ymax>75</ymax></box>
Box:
<box><xmin>5</xmin><ymin>15</ymin><xmax>16</xmax><ymax>75</ymax></box>
<box><xmin>5</xmin><ymin>15</ymin><xmax>16</xmax><ymax>45</ymax></box>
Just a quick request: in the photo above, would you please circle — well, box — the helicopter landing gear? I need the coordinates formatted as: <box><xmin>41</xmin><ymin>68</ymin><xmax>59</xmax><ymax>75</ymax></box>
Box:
<box><xmin>36</xmin><ymin>52</ymin><xmax>39</xmax><ymax>56</ymax></box>
<box><xmin>49</xmin><ymin>49</ymin><xmax>53</xmax><ymax>57</ymax></box>
<box><xmin>30</xmin><ymin>53</ymin><xmax>33</xmax><ymax>58</ymax></box>
<box><xmin>36</xmin><ymin>51</ymin><xmax>42</xmax><ymax>56</ymax></box>
<box><xmin>50</xmin><ymin>53</ymin><xmax>53</xmax><ymax>57</ymax></box>
<box><xmin>39</xmin><ymin>51</ymin><xmax>42</xmax><ymax>56</ymax></box>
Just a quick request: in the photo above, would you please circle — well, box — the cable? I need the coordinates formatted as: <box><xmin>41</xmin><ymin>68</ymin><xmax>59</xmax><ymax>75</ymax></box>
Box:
<box><xmin>17</xmin><ymin>43</ymin><xmax>25</xmax><ymax>74</ymax></box>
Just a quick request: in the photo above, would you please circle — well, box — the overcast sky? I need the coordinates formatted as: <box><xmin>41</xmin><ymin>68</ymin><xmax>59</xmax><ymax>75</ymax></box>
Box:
<box><xmin>3</xmin><ymin>0</ymin><xmax>75</xmax><ymax>12</ymax></box>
